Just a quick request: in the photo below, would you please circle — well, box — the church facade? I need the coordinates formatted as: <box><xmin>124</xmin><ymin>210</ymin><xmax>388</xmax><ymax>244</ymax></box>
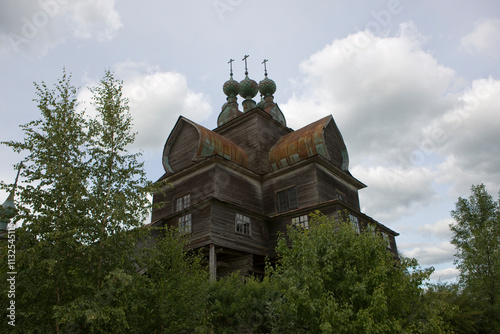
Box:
<box><xmin>151</xmin><ymin>60</ymin><xmax>398</xmax><ymax>279</ymax></box>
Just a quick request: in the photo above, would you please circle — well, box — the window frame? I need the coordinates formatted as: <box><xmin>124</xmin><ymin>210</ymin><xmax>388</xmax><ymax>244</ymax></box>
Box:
<box><xmin>349</xmin><ymin>214</ymin><xmax>360</xmax><ymax>234</ymax></box>
<box><xmin>277</xmin><ymin>186</ymin><xmax>298</xmax><ymax>213</ymax></box>
<box><xmin>178</xmin><ymin>213</ymin><xmax>192</xmax><ymax>235</ymax></box>
<box><xmin>175</xmin><ymin>194</ymin><xmax>191</xmax><ymax>212</ymax></box>
<box><xmin>235</xmin><ymin>213</ymin><xmax>251</xmax><ymax>236</ymax></box>
<box><xmin>291</xmin><ymin>214</ymin><xmax>309</xmax><ymax>229</ymax></box>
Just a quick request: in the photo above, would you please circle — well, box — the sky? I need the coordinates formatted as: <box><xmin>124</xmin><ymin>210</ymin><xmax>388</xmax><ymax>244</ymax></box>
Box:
<box><xmin>1</xmin><ymin>0</ymin><xmax>500</xmax><ymax>282</ymax></box>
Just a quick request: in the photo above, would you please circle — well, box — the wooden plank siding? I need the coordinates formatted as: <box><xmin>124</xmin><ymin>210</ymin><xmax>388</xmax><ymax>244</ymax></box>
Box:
<box><xmin>210</xmin><ymin>201</ymin><xmax>269</xmax><ymax>256</ymax></box>
<box><xmin>212</xmin><ymin>164</ymin><xmax>262</xmax><ymax>214</ymax></box>
<box><xmin>215</xmin><ymin>109</ymin><xmax>290</xmax><ymax>174</ymax></box>
<box><xmin>151</xmin><ymin>165</ymin><xmax>216</xmax><ymax>223</ymax></box>
<box><xmin>156</xmin><ymin>200</ymin><xmax>212</xmax><ymax>249</ymax></box>
<box><xmin>166</xmin><ymin>120</ymin><xmax>199</xmax><ymax>173</ymax></box>
<box><xmin>262</xmin><ymin>163</ymin><xmax>319</xmax><ymax>216</ymax></box>
<box><xmin>315</xmin><ymin>164</ymin><xmax>361</xmax><ymax>210</ymax></box>
<box><xmin>323</xmin><ymin>117</ymin><xmax>349</xmax><ymax>171</ymax></box>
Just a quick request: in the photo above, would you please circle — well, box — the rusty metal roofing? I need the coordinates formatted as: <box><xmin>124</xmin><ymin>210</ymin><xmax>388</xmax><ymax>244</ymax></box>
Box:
<box><xmin>195</xmin><ymin>123</ymin><xmax>248</xmax><ymax>167</ymax></box>
<box><xmin>162</xmin><ymin>117</ymin><xmax>248</xmax><ymax>173</ymax></box>
<box><xmin>269</xmin><ymin>115</ymin><xmax>332</xmax><ymax>170</ymax></box>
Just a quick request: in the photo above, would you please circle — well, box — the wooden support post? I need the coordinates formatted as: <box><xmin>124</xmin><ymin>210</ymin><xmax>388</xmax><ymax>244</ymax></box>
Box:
<box><xmin>209</xmin><ymin>243</ymin><xmax>216</xmax><ymax>281</ymax></box>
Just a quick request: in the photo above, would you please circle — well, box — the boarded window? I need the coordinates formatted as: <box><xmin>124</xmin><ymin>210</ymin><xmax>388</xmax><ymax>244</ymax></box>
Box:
<box><xmin>176</xmin><ymin>194</ymin><xmax>191</xmax><ymax>212</ymax></box>
<box><xmin>178</xmin><ymin>214</ymin><xmax>192</xmax><ymax>234</ymax></box>
<box><xmin>277</xmin><ymin>187</ymin><xmax>298</xmax><ymax>213</ymax></box>
<box><xmin>235</xmin><ymin>213</ymin><xmax>250</xmax><ymax>235</ymax></box>
<box><xmin>291</xmin><ymin>215</ymin><xmax>309</xmax><ymax>229</ymax></box>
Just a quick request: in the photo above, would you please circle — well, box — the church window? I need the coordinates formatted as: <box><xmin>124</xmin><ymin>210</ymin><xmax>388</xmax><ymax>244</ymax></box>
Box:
<box><xmin>176</xmin><ymin>194</ymin><xmax>191</xmax><ymax>212</ymax></box>
<box><xmin>277</xmin><ymin>187</ymin><xmax>298</xmax><ymax>213</ymax></box>
<box><xmin>178</xmin><ymin>214</ymin><xmax>192</xmax><ymax>234</ymax></box>
<box><xmin>235</xmin><ymin>213</ymin><xmax>250</xmax><ymax>235</ymax></box>
<box><xmin>349</xmin><ymin>214</ymin><xmax>360</xmax><ymax>234</ymax></box>
<box><xmin>291</xmin><ymin>215</ymin><xmax>309</xmax><ymax>229</ymax></box>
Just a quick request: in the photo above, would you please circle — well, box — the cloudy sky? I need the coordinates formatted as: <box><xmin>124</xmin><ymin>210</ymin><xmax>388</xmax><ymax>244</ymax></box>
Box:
<box><xmin>1</xmin><ymin>0</ymin><xmax>500</xmax><ymax>282</ymax></box>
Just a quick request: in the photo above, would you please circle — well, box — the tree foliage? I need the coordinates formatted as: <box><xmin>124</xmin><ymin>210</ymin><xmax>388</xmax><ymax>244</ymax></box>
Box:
<box><xmin>268</xmin><ymin>211</ymin><xmax>449</xmax><ymax>334</ymax></box>
<box><xmin>0</xmin><ymin>69</ymin><xmax>154</xmax><ymax>332</ymax></box>
<box><xmin>136</xmin><ymin>227</ymin><xmax>210</xmax><ymax>333</ymax></box>
<box><xmin>450</xmin><ymin>184</ymin><xmax>500</xmax><ymax>332</ymax></box>
<box><xmin>206</xmin><ymin>212</ymin><xmax>458</xmax><ymax>334</ymax></box>
<box><xmin>208</xmin><ymin>273</ymin><xmax>279</xmax><ymax>333</ymax></box>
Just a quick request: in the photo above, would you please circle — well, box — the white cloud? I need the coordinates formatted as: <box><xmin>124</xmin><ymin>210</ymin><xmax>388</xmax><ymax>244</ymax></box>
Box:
<box><xmin>0</xmin><ymin>0</ymin><xmax>122</xmax><ymax>55</ymax></box>
<box><xmin>71</xmin><ymin>0</ymin><xmax>122</xmax><ymax>41</ymax></box>
<box><xmin>283</xmin><ymin>22</ymin><xmax>458</xmax><ymax>175</ymax></box>
<box><xmin>353</xmin><ymin>165</ymin><xmax>436</xmax><ymax>221</ymax></box>
<box><xmin>282</xmin><ymin>21</ymin><xmax>500</xmax><ymax>225</ymax></box>
<box><xmin>404</xmin><ymin>241</ymin><xmax>455</xmax><ymax>266</ymax></box>
<box><xmin>461</xmin><ymin>18</ymin><xmax>500</xmax><ymax>57</ymax></box>
<box><xmin>430</xmin><ymin>78</ymin><xmax>500</xmax><ymax>196</ymax></box>
<box><xmin>430</xmin><ymin>267</ymin><xmax>459</xmax><ymax>282</ymax></box>
<box><xmin>281</xmin><ymin>22</ymin><xmax>460</xmax><ymax>222</ymax></box>
<box><xmin>418</xmin><ymin>218</ymin><xmax>454</xmax><ymax>239</ymax></box>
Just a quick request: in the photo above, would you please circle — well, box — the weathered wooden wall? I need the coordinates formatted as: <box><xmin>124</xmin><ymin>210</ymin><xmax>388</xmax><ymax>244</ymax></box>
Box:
<box><xmin>210</xmin><ymin>201</ymin><xmax>269</xmax><ymax>256</ymax></box>
<box><xmin>316</xmin><ymin>165</ymin><xmax>360</xmax><ymax>210</ymax></box>
<box><xmin>212</xmin><ymin>164</ymin><xmax>262</xmax><ymax>214</ymax></box>
<box><xmin>323</xmin><ymin>119</ymin><xmax>348</xmax><ymax>170</ymax></box>
<box><xmin>216</xmin><ymin>109</ymin><xmax>290</xmax><ymax>174</ymax></box>
<box><xmin>262</xmin><ymin>164</ymin><xmax>319</xmax><ymax>215</ymax></box>
<box><xmin>151</xmin><ymin>165</ymin><xmax>216</xmax><ymax>222</ymax></box>
<box><xmin>167</xmin><ymin>122</ymin><xmax>199</xmax><ymax>173</ymax></box>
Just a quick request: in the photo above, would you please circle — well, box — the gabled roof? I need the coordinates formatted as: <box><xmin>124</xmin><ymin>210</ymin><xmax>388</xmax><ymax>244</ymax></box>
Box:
<box><xmin>162</xmin><ymin>117</ymin><xmax>248</xmax><ymax>173</ymax></box>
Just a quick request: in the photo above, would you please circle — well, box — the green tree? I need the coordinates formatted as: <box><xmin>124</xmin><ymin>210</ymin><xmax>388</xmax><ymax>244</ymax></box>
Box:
<box><xmin>423</xmin><ymin>282</ymin><xmax>480</xmax><ymax>334</ymax></box>
<box><xmin>136</xmin><ymin>226</ymin><xmax>210</xmax><ymax>333</ymax></box>
<box><xmin>0</xmin><ymin>69</ymin><xmax>154</xmax><ymax>333</ymax></box>
<box><xmin>268</xmin><ymin>212</ymin><xmax>449</xmax><ymax>334</ymax></box>
<box><xmin>208</xmin><ymin>273</ymin><xmax>279</xmax><ymax>333</ymax></box>
<box><xmin>450</xmin><ymin>184</ymin><xmax>500</xmax><ymax>332</ymax></box>
<box><xmin>0</xmin><ymin>70</ymin><xmax>89</xmax><ymax>332</ymax></box>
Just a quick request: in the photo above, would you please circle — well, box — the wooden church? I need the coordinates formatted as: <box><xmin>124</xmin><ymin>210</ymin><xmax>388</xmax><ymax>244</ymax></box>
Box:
<box><xmin>150</xmin><ymin>58</ymin><xmax>398</xmax><ymax>279</ymax></box>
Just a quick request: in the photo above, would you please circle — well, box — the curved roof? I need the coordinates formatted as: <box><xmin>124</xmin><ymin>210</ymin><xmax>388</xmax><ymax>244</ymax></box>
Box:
<box><xmin>163</xmin><ymin>117</ymin><xmax>248</xmax><ymax>173</ymax></box>
<box><xmin>269</xmin><ymin>115</ymin><xmax>348</xmax><ymax>171</ymax></box>
<box><xmin>196</xmin><ymin>123</ymin><xmax>248</xmax><ymax>165</ymax></box>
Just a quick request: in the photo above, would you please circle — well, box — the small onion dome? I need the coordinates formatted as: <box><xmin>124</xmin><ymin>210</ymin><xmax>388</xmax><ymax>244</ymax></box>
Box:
<box><xmin>239</xmin><ymin>75</ymin><xmax>258</xmax><ymax>100</ymax></box>
<box><xmin>223</xmin><ymin>76</ymin><xmax>240</xmax><ymax>97</ymax></box>
<box><xmin>258</xmin><ymin>76</ymin><xmax>276</xmax><ymax>97</ymax></box>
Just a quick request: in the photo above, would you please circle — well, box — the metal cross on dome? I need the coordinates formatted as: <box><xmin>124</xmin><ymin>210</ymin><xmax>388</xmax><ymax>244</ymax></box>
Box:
<box><xmin>242</xmin><ymin>55</ymin><xmax>249</xmax><ymax>75</ymax></box>
<box><xmin>228</xmin><ymin>58</ymin><xmax>235</xmax><ymax>76</ymax></box>
<box><xmin>262</xmin><ymin>59</ymin><xmax>268</xmax><ymax>76</ymax></box>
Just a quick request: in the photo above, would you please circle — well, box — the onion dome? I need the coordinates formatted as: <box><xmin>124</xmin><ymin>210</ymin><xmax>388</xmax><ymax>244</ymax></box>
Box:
<box><xmin>239</xmin><ymin>75</ymin><xmax>258</xmax><ymax>100</ymax></box>
<box><xmin>258</xmin><ymin>76</ymin><xmax>276</xmax><ymax>97</ymax></box>
<box><xmin>223</xmin><ymin>76</ymin><xmax>239</xmax><ymax>97</ymax></box>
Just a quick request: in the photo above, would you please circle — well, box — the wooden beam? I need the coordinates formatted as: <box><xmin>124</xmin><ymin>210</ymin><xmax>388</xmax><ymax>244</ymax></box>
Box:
<box><xmin>209</xmin><ymin>243</ymin><xmax>216</xmax><ymax>281</ymax></box>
